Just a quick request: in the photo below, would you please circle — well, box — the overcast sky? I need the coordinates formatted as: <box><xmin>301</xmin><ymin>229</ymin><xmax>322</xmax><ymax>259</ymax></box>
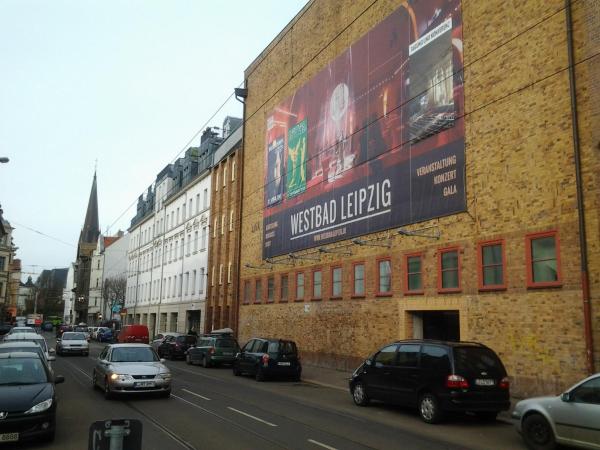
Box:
<box><xmin>0</xmin><ymin>0</ymin><xmax>307</xmax><ymax>280</ymax></box>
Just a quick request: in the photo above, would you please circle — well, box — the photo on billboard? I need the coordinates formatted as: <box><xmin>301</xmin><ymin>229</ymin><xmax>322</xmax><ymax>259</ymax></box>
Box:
<box><xmin>262</xmin><ymin>0</ymin><xmax>465</xmax><ymax>259</ymax></box>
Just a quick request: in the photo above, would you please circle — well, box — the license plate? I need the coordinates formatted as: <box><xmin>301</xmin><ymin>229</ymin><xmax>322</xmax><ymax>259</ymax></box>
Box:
<box><xmin>475</xmin><ymin>379</ymin><xmax>495</xmax><ymax>386</ymax></box>
<box><xmin>134</xmin><ymin>381</ymin><xmax>155</xmax><ymax>388</ymax></box>
<box><xmin>222</xmin><ymin>352</ymin><xmax>232</xmax><ymax>356</ymax></box>
<box><xmin>0</xmin><ymin>433</ymin><xmax>19</xmax><ymax>443</ymax></box>
<box><xmin>277</xmin><ymin>362</ymin><xmax>291</xmax><ymax>366</ymax></box>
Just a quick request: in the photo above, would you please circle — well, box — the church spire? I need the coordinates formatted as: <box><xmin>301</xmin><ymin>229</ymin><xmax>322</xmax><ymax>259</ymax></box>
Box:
<box><xmin>80</xmin><ymin>171</ymin><xmax>100</xmax><ymax>244</ymax></box>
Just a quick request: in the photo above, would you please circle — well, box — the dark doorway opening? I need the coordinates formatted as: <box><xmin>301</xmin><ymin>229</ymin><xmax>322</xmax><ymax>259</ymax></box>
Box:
<box><xmin>187</xmin><ymin>310</ymin><xmax>201</xmax><ymax>334</ymax></box>
<box><xmin>421</xmin><ymin>311</ymin><xmax>460</xmax><ymax>341</ymax></box>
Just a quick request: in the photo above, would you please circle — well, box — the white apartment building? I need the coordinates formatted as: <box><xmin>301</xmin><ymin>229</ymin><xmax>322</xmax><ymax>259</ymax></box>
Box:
<box><xmin>62</xmin><ymin>263</ymin><xmax>75</xmax><ymax>324</ymax></box>
<box><xmin>125</xmin><ymin>127</ymin><xmax>223</xmax><ymax>337</ymax></box>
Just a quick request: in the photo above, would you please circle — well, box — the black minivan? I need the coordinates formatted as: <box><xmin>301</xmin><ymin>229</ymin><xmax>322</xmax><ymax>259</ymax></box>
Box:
<box><xmin>233</xmin><ymin>338</ymin><xmax>301</xmax><ymax>382</ymax></box>
<box><xmin>349</xmin><ymin>340</ymin><xmax>510</xmax><ymax>423</ymax></box>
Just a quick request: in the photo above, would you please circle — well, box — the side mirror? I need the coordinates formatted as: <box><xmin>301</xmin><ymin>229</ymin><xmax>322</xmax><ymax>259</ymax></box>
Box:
<box><xmin>365</xmin><ymin>359</ymin><xmax>372</xmax><ymax>366</ymax></box>
<box><xmin>160</xmin><ymin>358</ymin><xmax>166</xmax><ymax>363</ymax></box>
<box><xmin>100</xmin><ymin>359</ymin><xmax>108</xmax><ymax>365</ymax></box>
<box><xmin>54</xmin><ymin>375</ymin><xmax>65</xmax><ymax>384</ymax></box>
<box><xmin>561</xmin><ymin>392</ymin><xmax>570</xmax><ymax>402</ymax></box>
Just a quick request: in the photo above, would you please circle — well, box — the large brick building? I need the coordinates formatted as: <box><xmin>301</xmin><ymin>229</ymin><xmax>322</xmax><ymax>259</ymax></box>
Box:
<box><xmin>238</xmin><ymin>0</ymin><xmax>599</xmax><ymax>396</ymax></box>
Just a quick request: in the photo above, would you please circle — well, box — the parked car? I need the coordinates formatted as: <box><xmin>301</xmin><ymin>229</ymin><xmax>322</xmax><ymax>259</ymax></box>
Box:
<box><xmin>156</xmin><ymin>334</ymin><xmax>197</xmax><ymax>360</ymax></box>
<box><xmin>41</xmin><ymin>322</ymin><xmax>54</xmax><ymax>332</ymax></box>
<box><xmin>56</xmin><ymin>332</ymin><xmax>89</xmax><ymax>356</ymax></box>
<box><xmin>92</xmin><ymin>344</ymin><xmax>171</xmax><ymax>398</ymax></box>
<box><xmin>97</xmin><ymin>328</ymin><xmax>115</xmax><ymax>343</ymax></box>
<box><xmin>187</xmin><ymin>333</ymin><xmax>239</xmax><ymax>367</ymax></box>
<box><xmin>117</xmin><ymin>325</ymin><xmax>149</xmax><ymax>344</ymax></box>
<box><xmin>349</xmin><ymin>340</ymin><xmax>510</xmax><ymax>424</ymax></box>
<box><xmin>73</xmin><ymin>325</ymin><xmax>90</xmax><ymax>341</ymax></box>
<box><xmin>512</xmin><ymin>372</ymin><xmax>600</xmax><ymax>450</ymax></box>
<box><xmin>0</xmin><ymin>351</ymin><xmax>65</xmax><ymax>443</ymax></box>
<box><xmin>7</xmin><ymin>326</ymin><xmax>36</xmax><ymax>335</ymax></box>
<box><xmin>3</xmin><ymin>333</ymin><xmax>55</xmax><ymax>363</ymax></box>
<box><xmin>0</xmin><ymin>342</ymin><xmax>50</xmax><ymax>371</ymax></box>
<box><xmin>150</xmin><ymin>332</ymin><xmax>175</xmax><ymax>353</ymax></box>
<box><xmin>232</xmin><ymin>338</ymin><xmax>301</xmax><ymax>381</ymax></box>
<box><xmin>0</xmin><ymin>322</ymin><xmax>12</xmax><ymax>336</ymax></box>
<box><xmin>93</xmin><ymin>327</ymin><xmax>109</xmax><ymax>340</ymax></box>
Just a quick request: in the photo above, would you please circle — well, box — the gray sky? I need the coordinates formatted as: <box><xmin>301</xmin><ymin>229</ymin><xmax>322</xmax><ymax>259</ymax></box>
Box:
<box><xmin>0</xmin><ymin>0</ymin><xmax>307</xmax><ymax>280</ymax></box>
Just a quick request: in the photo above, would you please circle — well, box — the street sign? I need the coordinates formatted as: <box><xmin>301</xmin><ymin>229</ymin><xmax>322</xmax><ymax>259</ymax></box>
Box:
<box><xmin>112</xmin><ymin>304</ymin><xmax>122</xmax><ymax>313</ymax></box>
<box><xmin>88</xmin><ymin>419</ymin><xmax>142</xmax><ymax>450</ymax></box>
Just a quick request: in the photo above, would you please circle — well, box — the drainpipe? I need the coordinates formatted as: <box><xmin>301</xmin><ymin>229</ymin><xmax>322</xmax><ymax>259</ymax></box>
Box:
<box><xmin>565</xmin><ymin>0</ymin><xmax>594</xmax><ymax>374</ymax></box>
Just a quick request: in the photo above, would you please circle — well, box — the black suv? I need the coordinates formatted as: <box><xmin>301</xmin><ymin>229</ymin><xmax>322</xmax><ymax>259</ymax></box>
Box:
<box><xmin>186</xmin><ymin>333</ymin><xmax>240</xmax><ymax>367</ymax></box>
<box><xmin>233</xmin><ymin>338</ymin><xmax>301</xmax><ymax>382</ymax></box>
<box><xmin>349</xmin><ymin>340</ymin><xmax>510</xmax><ymax>423</ymax></box>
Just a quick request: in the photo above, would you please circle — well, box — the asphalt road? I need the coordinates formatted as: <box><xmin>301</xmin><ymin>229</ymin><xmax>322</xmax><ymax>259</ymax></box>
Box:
<box><xmin>3</xmin><ymin>333</ymin><xmax>526</xmax><ymax>450</ymax></box>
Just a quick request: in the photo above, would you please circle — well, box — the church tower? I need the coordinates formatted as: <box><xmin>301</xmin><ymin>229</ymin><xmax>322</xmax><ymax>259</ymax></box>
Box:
<box><xmin>73</xmin><ymin>172</ymin><xmax>100</xmax><ymax>323</ymax></box>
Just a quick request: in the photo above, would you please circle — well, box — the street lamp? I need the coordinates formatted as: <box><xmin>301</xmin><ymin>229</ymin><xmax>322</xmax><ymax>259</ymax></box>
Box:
<box><xmin>0</xmin><ymin>157</ymin><xmax>9</xmax><ymax>163</ymax></box>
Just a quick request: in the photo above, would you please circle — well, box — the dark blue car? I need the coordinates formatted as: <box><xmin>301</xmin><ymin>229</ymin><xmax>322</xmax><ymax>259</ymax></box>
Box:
<box><xmin>97</xmin><ymin>328</ymin><xmax>114</xmax><ymax>343</ymax></box>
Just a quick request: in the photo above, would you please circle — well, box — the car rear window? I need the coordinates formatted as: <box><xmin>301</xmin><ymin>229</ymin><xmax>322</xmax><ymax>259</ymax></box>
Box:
<box><xmin>177</xmin><ymin>336</ymin><xmax>197</xmax><ymax>344</ymax></box>
<box><xmin>268</xmin><ymin>341</ymin><xmax>297</xmax><ymax>354</ymax></box>
<box><xmin>215</xmin><ymin>338</ymin><xmax>237</xmax><ymax>349</ymax></box>
<box><xmin>453</xmin><ymin>346</ymin><xmax>505</xmax><ymax>375</ymax></box>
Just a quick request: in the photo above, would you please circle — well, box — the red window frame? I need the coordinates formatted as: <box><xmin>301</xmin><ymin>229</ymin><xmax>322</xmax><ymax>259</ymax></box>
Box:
<box><xmin>352</xmin><ymin>261</ymin><xmax>366</xmax><ymax>298</ymax></box>
<box><xmin>376</xmin><ymin>257</ymin><xmax>392</xmax><ymax>297</ymax></box>
<box><xmin>311</xmin><ymin>268</ymin><xmax>323</xmax><ymax>301</ymax></box>
<box><xmin>266</xmin><ymin>276</ymin><xmax>275</xmax><ymax>303</ymax></box>
<box><xmin>295</xmin><ymin>271</ymin><xmax>305</xmax><ymax>302</ymax></box>
<box><xmin>404</xmin><ymin>252</ymin><xmax>424</xmax><ymax>295</ymax></box>
<box><xmin>330</xmin><ymin>265</ymin><xmax>343</xmax><ymax>299</ymax></box>
<box><xmin>477</xmin><ymin>239</ymin><xmax>507</xmax><ymax>291</ymax></box>
<box><xmin>254</xmin><ymin>278</ymin><xmax>262</xmax><ymax>304</ymax></box>
<box><xmin>437</xmin><ymin>246</ymin><xmax>461</xmax><ymax>293</ymax></box>
<box><xmin>243</xmin><ymin>280</ymin><xmax>251</xmax><ymax>304</ymax></box>
<box><xmin>279</xmin><ymin>274</ymin><xmax>288</xmax><ymax>303</ymax></box>
<box><xmin>525</xmin><ymin>230</ymin><xmax>562</xmax><ymax>288</ymax></box>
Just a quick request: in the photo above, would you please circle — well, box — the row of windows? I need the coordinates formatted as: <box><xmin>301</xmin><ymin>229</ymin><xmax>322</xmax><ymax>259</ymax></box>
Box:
<box><xmin>125</xmin><ymin>268</ymin><xmax>206</xmax><ymax>305</ymax></box>
<box><xmin>214</xmin><ymin>159</ymin><xmax>236</xmax><ymax>191</ymax></box>
<box><xmin>210</xmin><ymin>262</ymin><xmax>233</xmax><ymax>286</ymax></box>
<box><xmin>242</xmin><ymin>231</ymin><xmax>562</xmax><ymax>303</ymax></box>
<box><xmin>213</xmin><ymin>211</ymin><xmax>235</xmax><ymax>237</ymax></box>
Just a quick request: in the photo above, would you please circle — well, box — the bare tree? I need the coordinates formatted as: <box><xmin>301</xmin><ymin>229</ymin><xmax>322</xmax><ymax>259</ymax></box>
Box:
<box><xmin>102</xmin><ymin>275</ymin><xmax>127</xmax><ymax>318</ymax></box>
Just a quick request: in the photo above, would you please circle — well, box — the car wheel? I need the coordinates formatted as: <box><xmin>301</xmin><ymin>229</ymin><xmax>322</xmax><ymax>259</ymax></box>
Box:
<box><xmin>255</xmin><ymin>366</ymin><xmax>265</xmax><ymax>382</ymax></box>
<box><xmin>352</xmin><ymin>382</ymin><xmax>370</xmax><ymax>406</ymax></box>
<box><xmin>186</xmin><ymin>354</ymin><xmax>192</xmax><ymax>365</ymax></box>
<box><xmin>103</xmin><ymin>377</ymin><xmax>112</xmax><ymax>400</ymax></box>
<box><xmin>419</xmin><ymin>393</ymin><xmax>443</xmax><ymax>424</ymax></box>
<box><xmin>202</xmin><ymin>356</ymin><xmax>211</xmax><ymax>368</ymax></box>
<box><xmin>232</xmin><ymin>363</ymin><xmax>241</xmax><ymax>376</ymax></box>
<box><xmin>522</xmin><ymin>413</ymin><xmax>556</xmax><ymax>450</ymax></box>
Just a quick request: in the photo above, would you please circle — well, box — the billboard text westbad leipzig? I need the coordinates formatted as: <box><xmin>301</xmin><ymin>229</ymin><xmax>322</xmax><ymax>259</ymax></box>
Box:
<box><xmin>263</xmin><ymin>0</ymin><xmax>465</xmax><ymax>258</ymax></box>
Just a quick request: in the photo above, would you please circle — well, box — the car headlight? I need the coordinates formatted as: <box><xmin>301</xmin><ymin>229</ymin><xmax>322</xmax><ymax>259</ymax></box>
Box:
<box><xmin>25</xmin><ymin>398</ymin><xmax>53</xmax><ymax>414</ymax></box>
<box><xmin>157</xmin><ymin>373</ymin><xmax>172</xmax><ymax>380</ymax></box>
<box><xmin>110</xmin><ymin>373</ymin><xmax>133</xmax><ymax>382</ymax></box>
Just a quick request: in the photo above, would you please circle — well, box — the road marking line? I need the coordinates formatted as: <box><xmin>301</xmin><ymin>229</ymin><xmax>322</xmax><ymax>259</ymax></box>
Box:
<box><xmin>64</xmin><ymin>360</ymin><xmax>92</xmax><ymax>380</ymax></box>
<box><xmin>308</xmin><ymin>439</ymin><xmax>338</xmax><ymax>450</ymax></box>
<box><xmin>227</xmin><ymin>407</ymin><xmax>278</xmax><ymax>427</ymax></box>
<box><xmin>182</xmin><ymin>388</ymin><xmax>211</xmax><ymax>401</ymax></box>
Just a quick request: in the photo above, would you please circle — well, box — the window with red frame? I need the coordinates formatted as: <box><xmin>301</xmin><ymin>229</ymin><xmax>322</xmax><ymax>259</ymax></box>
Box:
<box><xmin>280</xmin><ymin>275</ymin><xmax>288</xmax><ymax>302</ymax></box>
<box><xmin>439</xmin><ymin>248</ymin><xmax>460</xmax><ymax>291</ymax></box>
<box><xmin>405</xmin><ymin>254</ymin><xmax>423</xmax><ymax>293</ymax></box>
<box><xmin>312</xmin><ymin>270</ymin><xmax>322</xmax><ymax>299</ymax></box>
<box><xmin>296</xmin><ymin>272</ymin><xmax>305</xmax><ymax>300</ymax></box>
<box><xmin>255</xmin><ymin>279</ymin><xmax>262</xmax><ymax>303</ymax></box>
<box><xmin>377</xmin><ymin>259</ymin><xmax>392</xmax><ymax>295</ymax></box>
<box><xmin>267</xmin><ymin>276</ymin><xmax>274</xmax><ymax>303</ymax></box>
<box><xmin>527</xmin><ymin>232</ymin><xmax>561</xmax><ymax>286</ymax></box>
<box><xmin>331</xmin><ymin>267</ymin><xmax>342</xmax><ymax>297</ymax></box>
<box><xmin>353</xmin><ymin>263</ymin><xmax>365</xmax><ymax>296</ymax></box>
<box><xmin>243</xmin><ymin>280</ymin><xmax>251</xmax><ymax>304</ymax></box>
<box><xmin>479</xmin><ymin>241</ymin><xmax>505</xmax><ymax>289</ymax></box>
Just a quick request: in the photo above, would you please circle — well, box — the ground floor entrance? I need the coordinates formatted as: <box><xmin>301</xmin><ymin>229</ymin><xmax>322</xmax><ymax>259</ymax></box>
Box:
<box><xmin>411</xmin><ymin>310</ymin><xmax>460</xmax><ymax>341</ymax></box>
<box><xmin>186</xmin><ymin>310</ymin><xmax>201</xmax><ymax>334</ymax></box>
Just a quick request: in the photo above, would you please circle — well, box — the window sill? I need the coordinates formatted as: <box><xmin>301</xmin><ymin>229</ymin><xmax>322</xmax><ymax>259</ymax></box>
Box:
<box><xmin>404</xmin><ymin>290</ymin><xmax>424</xmax><ymax>296</ymax></box>
<box><xmin>527</xmin><ymin>282</ymin><xmax>562</xmax><ymax>289</ymax></box>
<box><xmin>351</xmin><ymin>295</ymin><xmax>366</xmax><ymax>299</ymax></box>
<box><xmin>478</xmin><ymin>286</ymin><xmax>507</xmax><ymax>292</ymax></box>
<box><xmin>329</xmin><ymin>296</ymin><xmax>342</xmax><ymax>301</ymax></box>
<box><xmin>438</xmin><ymin>288</ymin><xmax>462</xmax><ymax>294</ymax></box>
<box><xmin>294</xmin><ymin>298</ymin><xmax>304</xmax><ymax>302</ymax></box>
<box><xmin>311</xmin><ymin>297</ymin><xmax>322</xmax><ymax>302</ymax></box>
<box><xmin>376</xmin><ymin>292</ymin><xmax>392</xmax><ymax>298</ymax></box>
<box><xmin>279</xmin><ymin>299</ymin><xmax>288</xmax><ymax>303</ymax></box>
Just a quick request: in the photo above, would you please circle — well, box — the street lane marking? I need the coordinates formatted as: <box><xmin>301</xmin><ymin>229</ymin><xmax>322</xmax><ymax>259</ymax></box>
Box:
<box><xmin>182</xmin><ymin>388</ymin><xmax>211</xmax><ymax>401</ymax></box>
<box><xmin>308</xmin><ymin>439</ymin><xmax>338</xmax><ymax>450</ymax></box>
<box><xmin>227</xmin><ymin>407</ymin><xmax>278</xmax><ymax>427</ymax></box>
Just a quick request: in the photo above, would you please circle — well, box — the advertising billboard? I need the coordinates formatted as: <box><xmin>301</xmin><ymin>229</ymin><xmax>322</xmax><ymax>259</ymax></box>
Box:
<box><xmin>263</xmin><ymin>0</ymin><xmax>465</xmax><ymax>258</ymax></box>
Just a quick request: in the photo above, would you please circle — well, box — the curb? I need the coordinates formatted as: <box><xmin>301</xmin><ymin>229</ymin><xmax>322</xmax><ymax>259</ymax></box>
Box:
<box><xmin>302</xmin><ymin>378</ymin><xmax>348</xmax><ymax>392</ymax></box>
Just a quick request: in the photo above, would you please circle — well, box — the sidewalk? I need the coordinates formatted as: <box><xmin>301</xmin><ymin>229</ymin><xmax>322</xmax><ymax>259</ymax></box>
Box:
<box><xmin>301</xmin><ymin>364</ymin><xmax>516</xmax><ymax>424</ymax></box>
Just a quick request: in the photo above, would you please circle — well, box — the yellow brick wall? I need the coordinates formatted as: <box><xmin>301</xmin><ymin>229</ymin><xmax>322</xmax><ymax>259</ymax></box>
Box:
<box><xmin>239</xmin><ymin>0</ymin><xmax>599</xmax><ymax>396</ymax></box>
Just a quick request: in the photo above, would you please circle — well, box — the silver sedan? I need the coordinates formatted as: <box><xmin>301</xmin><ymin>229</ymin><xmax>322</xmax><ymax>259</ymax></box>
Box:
<box><xmin>92</xmin><ymin>344</ymin><xmax>172</xmax><ymax>399</ymax></box>
<box><xmin>512</xmin><ymin>372</ymin><xmax>600</xmax><ymax>450</ymax></box>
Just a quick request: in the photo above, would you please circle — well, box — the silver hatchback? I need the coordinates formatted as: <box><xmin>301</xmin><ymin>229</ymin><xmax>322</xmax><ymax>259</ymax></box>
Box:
<box><xmin>92</xmin><ymin>344</ymin><xmax>171</xmax><ymax>399</ymax></box>
<box><xmin>512</xmin><ymin>373</ymin><xmax>600</xmax><ymax>449</ymax></box>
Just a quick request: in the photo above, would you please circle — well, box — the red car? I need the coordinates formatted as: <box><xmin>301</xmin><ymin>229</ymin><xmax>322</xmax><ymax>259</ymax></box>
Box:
<box><xmin>116</xmin><ymin>325</ymin><xmax>149</xmax><ymax>344</ymax></box>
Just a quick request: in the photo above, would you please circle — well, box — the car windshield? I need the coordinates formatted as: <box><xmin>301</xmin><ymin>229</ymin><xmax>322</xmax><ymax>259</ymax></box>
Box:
<box><xmin>453</xmin><ymin>347</ymin><xmax>505</xmax><ymax>375</ymax></box>
<box><xmin>111</xmin><ymin>347</ymin><xmax>159</xmax><ymax>362</ymax></box>
<box><xmin>177</xmin><ymin>336</ymin><xmax>197</xmax><ymax>344</ymax></box>
<box><xmin>63</xmin><ymin>333</ymin><xmax>87</xmax><ymax>340</ymax></box>
<box><xmin>216</xmin><ymin>338</ymin><xmax>238</xmax><ymax>349</ymax></box>
<box><xmin>0</xmin><ymin>358</ymin><xmax>48</xmax><ymax>385</ymax></box>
